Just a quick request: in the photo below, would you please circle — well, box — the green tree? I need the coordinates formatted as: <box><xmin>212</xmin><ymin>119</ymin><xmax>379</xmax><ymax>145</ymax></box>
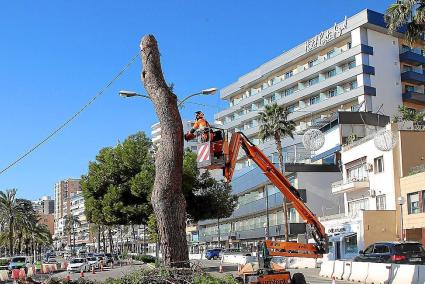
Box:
<box><xmin>64</xmin><ymin>214</ymin><xmax>81</xmax><ymax>255</ymax></box>
<box><xmin>393</xmin><ymin>105</ymin><xmax>425</xmax><ymax>123</ymax></box>
<box><xmin>82</xmin><ymin>132</ymin><xmax>154</xmax><ymax>227</ymax></box>
<box><xmin>385</xmin><ymin>0</ymin><xmax>425</xmax><ymax>46</ymax></box>
<box><xmin>258</xmin><ymin>103</ymin><xmax>295</xmax><ymax>242</ymax></box>
<box><xmin>0</xmin><ymin>189</ymin><xmax>28</xmax><ymax>255</ymax></box>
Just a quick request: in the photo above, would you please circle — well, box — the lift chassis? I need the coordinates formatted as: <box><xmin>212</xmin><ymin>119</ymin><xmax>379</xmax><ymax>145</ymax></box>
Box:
<box><xmin>195</xmin><ymin>128</ymin><xmax>328</xmax><ymax>284</ymax></box>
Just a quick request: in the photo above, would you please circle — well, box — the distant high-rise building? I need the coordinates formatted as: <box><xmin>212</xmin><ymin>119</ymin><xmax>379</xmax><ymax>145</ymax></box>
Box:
<box><xmin>32</xmin><ymin>195</ymin><xmax>54</xmax><ymax>215</ymax></box>
<box><xmin>151</xmin><ymin>120</ymin><xmax>198</xmax><ymax>152</ymax></box>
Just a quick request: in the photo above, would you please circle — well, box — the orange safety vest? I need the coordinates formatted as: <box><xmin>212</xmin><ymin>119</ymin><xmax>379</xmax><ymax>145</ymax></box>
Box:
<box><xmin>193</xmin><ymin>118</ymin><xmax>210</xmax><ymax>130</ymax></box>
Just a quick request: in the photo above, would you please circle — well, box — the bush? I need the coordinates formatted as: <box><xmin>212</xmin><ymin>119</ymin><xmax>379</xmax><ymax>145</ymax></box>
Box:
<box><xmin>131</xmin><ymin>254</ymin><xmax>156</xmax><ymax>263</ymax></box>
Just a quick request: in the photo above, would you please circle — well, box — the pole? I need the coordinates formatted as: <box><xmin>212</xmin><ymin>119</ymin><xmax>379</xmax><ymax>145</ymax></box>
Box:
<box><xmin>265</xmin><ymin>186</ymin><xmax>270</xmax><ymax>239</ymax></box>
<box><xmin>400</xmin><ymin>204</ymin><xmax>404</xmax><ymax>241</ymax></box>
<box><xmin>217</xmin><ymin>218</ymin><xmax>221</xmax><ymax>248</ymax></box>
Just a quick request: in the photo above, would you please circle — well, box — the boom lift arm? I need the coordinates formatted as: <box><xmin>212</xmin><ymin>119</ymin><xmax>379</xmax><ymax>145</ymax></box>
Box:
<box><xmin>224</xmin><ymin>132</ymin><xmax>328</xmax><ymax>257</ymax></box>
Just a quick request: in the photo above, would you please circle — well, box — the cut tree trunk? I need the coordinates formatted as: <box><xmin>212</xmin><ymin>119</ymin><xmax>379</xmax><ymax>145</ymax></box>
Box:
<box><xmin>140</xmin><ymin>35</ymin><xmax>188</xmax><ymax>267</ymax></box>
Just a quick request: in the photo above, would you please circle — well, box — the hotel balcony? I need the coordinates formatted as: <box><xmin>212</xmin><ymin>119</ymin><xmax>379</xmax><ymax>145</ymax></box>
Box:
<box><xmin>402</xmin><ymin>91</ymin><xmax>425</xmax><ymax>105</ymax></box>
<box><xmin>331</xmin><ymin>177</ymin><xmax>369</xmax><ymax>194</ymax></box>
<box><xmin>400</xmin><ymin>50</ymin><xmax>425</xmax><ymax>66</ymax></box>
<box><xmin>401</xmin><ymin>71</ymin><xmax>425</xmax><ymax>85</ymax></box>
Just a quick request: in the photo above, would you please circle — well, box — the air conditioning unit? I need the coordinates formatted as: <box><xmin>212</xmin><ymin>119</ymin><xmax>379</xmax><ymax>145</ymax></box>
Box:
<box><xmin>367</xmin><ymin>163</ymin><xmax>374</xmax><ymax>172</ymax></box>
<box><xmin>369</xmin><ymin>189</ymin><xmax>376</xmax><ymax>197</ymax></box>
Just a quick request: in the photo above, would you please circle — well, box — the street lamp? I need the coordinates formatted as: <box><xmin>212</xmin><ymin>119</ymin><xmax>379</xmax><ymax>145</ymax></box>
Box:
<box><xmin>118</xmin><ymin>87</ymin><xmax>217</xmax><ymax>108</ymax></box>
<box><xmin>397</xmin><ymin>196</ymin><xmax>406</xmax><ymax>242</ymax></box>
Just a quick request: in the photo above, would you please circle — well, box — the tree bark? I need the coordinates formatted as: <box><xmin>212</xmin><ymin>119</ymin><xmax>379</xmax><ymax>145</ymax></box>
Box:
<box><xmin>274</xmin><ymin>134</ymin><xmax>290</xmax><ymax>242</ymax></box>
<box><xmin>140</xmin><ymin>35</ymin><xmax>188</xmax><ymax>267</ymax></box>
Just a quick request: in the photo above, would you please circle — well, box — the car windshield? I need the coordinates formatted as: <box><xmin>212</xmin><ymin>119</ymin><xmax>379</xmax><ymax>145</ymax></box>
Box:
<box><xmin>11</xmin><ymin>257</ymin><xmax>26</xmax><ymax>263</ymax></box>
<box><xmin>87</xmin><ymin>257</ymin><xmax>96</xmax><ymax>261</ymax></box>
<box><xmin>395</xmin><ymin>243</ymin><xmax>425</xmax><ymax>253</ymax></box>
<box><xmin>70</xmin><ymin>259</ymin><xmax>84</xmax><ymax>264</ymax></box>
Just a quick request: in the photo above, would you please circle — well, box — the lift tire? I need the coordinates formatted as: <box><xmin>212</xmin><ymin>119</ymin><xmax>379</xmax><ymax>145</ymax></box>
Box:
<box><xmin>234</xmin><ymin>276</ymin><xmax>244</xmax><ymax>283</ymax></box>
<box><xmin>291</xmin><ymin>273</ymin><xmax>306</xmax><ymax>284</ymax></box>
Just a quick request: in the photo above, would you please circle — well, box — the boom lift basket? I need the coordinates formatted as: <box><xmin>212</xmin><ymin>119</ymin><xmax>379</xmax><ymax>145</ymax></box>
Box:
<box><xmin>196</xmin><ymin>128</ymin><xmax>226</xmax><ymax>170</ymax></box>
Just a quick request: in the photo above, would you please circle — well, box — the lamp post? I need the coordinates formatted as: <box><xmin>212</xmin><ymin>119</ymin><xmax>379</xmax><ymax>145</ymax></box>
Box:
<box><xmin>119</xmin><ymin>87</ymin><xmax>217</xmax><ymax>108</ymax></box>
<box><xmin>397</xmin><ymin>196</ymin><xmax>405</xmax><ymax>242</ymax></box>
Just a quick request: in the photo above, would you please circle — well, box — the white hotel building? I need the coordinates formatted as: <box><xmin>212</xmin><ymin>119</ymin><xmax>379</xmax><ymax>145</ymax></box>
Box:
<box><xmin>198</xmin><ymin>9</ymin><xmax>425</xmax><ymax>251</ymax></box>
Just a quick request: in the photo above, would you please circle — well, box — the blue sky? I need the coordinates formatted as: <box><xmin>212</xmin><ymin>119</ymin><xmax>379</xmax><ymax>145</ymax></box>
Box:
<box><xmin>0</xmin><ymin>0</ymin><xmax>393</xmax><ymax>199</ymax></box>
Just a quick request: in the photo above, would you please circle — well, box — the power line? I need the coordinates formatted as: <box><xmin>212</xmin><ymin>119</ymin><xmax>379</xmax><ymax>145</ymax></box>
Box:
<box><xmin>0</xmin><ymin>51</ymin><xmax>140</xmax><ymax>176</ymax></box>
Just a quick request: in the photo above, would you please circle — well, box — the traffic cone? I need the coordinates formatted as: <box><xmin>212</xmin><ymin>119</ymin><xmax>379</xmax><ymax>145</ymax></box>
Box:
<box><xmin>65</xmin><ymin>273</ymin><xmax>71</xmax><ymax>281</ymax></box>
<box><xmin>80</xmin><ymin>270</ymin><xmax>84</xmax><ymax>278</ymax></box>
<box><xmin>332</xmin><ymin>276</ymin><xmax>337</xmax><ymax>284</ymax></box>
<box><xmin>92</xmin><ymin>266</ymin><xmax>96</xmax><ymax>274</ymax></box>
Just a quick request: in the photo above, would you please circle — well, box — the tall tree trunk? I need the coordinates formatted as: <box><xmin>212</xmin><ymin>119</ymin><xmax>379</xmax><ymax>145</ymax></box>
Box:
<box><xmin>108</xmin><ymin>228</ymin><xmax>113</xmax><ymax>253</ymax></box>
<box><xmin>97</xmin><ymin>227</ymin><xmax>101</xmax><ymax>253</ymax></box>
<box><xmin>274</xmin><ymin>134</ymin><xmax>290</xmax><ymax>242</ymax></box>
<box><xmin>73</xmin><ymin>226</ymin><xmax>76</xmax><ymax>255</ymax></box>
<box><xmin>9</xmin><ymin>217</ymin><xmax>13</xmax><ymax>256</ymax></box>
<box><xmin>102</xmin><ymin>229</ymin><xmax>106</xmax><ymax>253</ymax></box>
<box><xmin>140</xmin><ymin>35</ymin><xmax>188</xmax><ymax>267</ymax></box>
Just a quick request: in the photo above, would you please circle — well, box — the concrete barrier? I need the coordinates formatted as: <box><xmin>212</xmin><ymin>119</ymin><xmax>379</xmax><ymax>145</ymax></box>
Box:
<box><xmin>349</xmin><ymin>261</ymin><xmax>369</xmax><ymax>283</ymax></box>
<box><xmin>332</xmin><ymin>260</ymin><xmax>345</xmax><ymax>280</ymax></box>
<box><xmin>0</xmin><ymin>270</ymin><xmax>8</xmax><ymax>281</ymax></box>
<box><xmin>416</xmin><ymin>265</ymin><xmax>425</xmax><ymax>284</ymax></box>
<box><xmin>341</xmin><ymin>261</ymin><xmax>352</xmax><ymax>281</ymax></box>
<box><xmin>222</xmin><ymin>254</ymin><xmax>255</xmax><ymax>265</ymax></box>
<box><xmin>365</xmin><ymin>263</ymin><xmax>391</xmax><ymax>284</ymax></box>
<box><xmin>286</xmin><ymin>257</ymin><xmax>317</xmax><ymax>269</ymax></box>
<box><xmin>390</xmin><ymin>264</ymin><xmax>418</xmax><ymax>284</ymax></box>
<box><xmin>319</xmin><ymin>260</ymin><xmax>334</xmax><ymax>278</ymax></box>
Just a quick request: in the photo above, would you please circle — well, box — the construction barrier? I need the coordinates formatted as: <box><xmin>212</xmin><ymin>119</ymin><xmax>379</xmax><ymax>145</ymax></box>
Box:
<box><xmin>364</xmin><ymin>263</ymin><xmax>391</xmax><ymax>284</ymax></box>
<box><xmin>221</xmin><ymin>254</ymin><xmax>256</xmax><ymax>265</ymax></box>
<box><xmin>319</xmin><ymin>260</ymin><xmax>334</xmax><ymax>278</ymax></box>
<box><xmin>341</xmin><ymin>261</ymin><xmax>352</xmax><ymax>280</ymax></box>
<box><xmin>285</xmin><ymin>257</ymin><xmax>317</xmax><ymax>269</ymax></box>
<box><xmin>348</xmin><ymin>261</ymin><xmax>369</xmax><ymax>283</ymax></box>
<box><xmin>332</xmin><ymin>260</ymin><xmax>345</xmax><ymax>280</ymax></box>
<box><xmin>390</xmin><ymin>264</ymin><xmax>418</xmax><ymax>284</ymax></box>
<box><xmin>0</xmin><ymin>270</ymin><xmax>8</xmax><ymax>281</ymax></box>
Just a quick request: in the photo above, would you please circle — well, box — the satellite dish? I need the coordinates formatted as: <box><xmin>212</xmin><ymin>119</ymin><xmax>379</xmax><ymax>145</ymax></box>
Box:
<box><xmin>374</xmin><ymin>129</ymin><xmax>397</xmax><ymax>151</ymax></box>
<box><xmin>302</xmin><ymin>129</ymin><xmax>325</xmax><ymax>151</ymax></box>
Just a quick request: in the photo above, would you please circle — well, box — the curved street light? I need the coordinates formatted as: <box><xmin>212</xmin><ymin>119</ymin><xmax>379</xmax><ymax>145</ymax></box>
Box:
<box><xmin>118</xmin><ymin>87</ymin><xmax>217</xmax><ymax>108</ymax></box>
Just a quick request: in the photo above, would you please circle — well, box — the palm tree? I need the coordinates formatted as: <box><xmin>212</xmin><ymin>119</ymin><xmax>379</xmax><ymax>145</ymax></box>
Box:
<box><xmin>0</xmin><ymin>189</ymin><xmax>27</xmax><ymax>255</ymax></box>
<box><xmin>385</xmin><ymin>0</ymin><xmax>425</xmax><ymax>46</ymax></box>
<box><xmin>258</xmin><ymin>103</ymin><xmax>296</xmax><ymax>242</ymax></box>
<box><xmin>64</xmin><ymin>215</ymin><xmax>81</xmax><ymax>255</ymax></box>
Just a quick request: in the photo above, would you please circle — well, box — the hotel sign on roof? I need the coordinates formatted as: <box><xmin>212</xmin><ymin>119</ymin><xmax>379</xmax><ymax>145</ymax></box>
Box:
<box><xmin>305</xmin><ymin>16</ymin><xmax>348</xmax><ymax>52</ymax></box>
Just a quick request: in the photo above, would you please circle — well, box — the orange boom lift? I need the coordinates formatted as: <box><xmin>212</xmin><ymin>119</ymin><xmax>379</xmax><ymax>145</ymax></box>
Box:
<box><xmin>195</xmin><ymin>128</ymin><xmax>328</xmax><ymax>284</ymax></box>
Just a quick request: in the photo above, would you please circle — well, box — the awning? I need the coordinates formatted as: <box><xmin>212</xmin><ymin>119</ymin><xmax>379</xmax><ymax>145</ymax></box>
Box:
<box><xmin>329</xmin><ymin>232</ymin><xmax>357</xmax><ymax>242</ymax></box>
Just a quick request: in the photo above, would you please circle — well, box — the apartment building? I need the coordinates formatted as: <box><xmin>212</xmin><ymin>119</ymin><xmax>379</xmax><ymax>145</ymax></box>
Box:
<box><xmin>69</xmin><ymin>192</ymin><xmax>92</xmax><ymax>252</ymax></box>
<box><xmin>32</xmin><ymin>196</ymin><xmax>54</xmax><ymax>215</ymax></box>
<box><xmin>199</xmin><ymin>9</ymin><xmax>425</xmax><ymax>251</ymax></box>
<box><xmin>53</xmin><ymin>178</ymin><xmax>82</xmax><ymax>249</ymax></box>
<box><xmin>322</xmin><ymin>123</ymin><xmax>425</xmax><ymax>260</ymax></box>
<box><xmin>151</xmin><ymin>120</ymin><xmax>197</xmax><ymax>151</ymax></box>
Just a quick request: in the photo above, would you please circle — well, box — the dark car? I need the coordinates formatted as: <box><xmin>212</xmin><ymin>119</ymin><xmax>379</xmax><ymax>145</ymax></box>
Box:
<box><xmin>354</xmin><ymin>242</ymin><xmax>425</xmax><ymax>264</ymax></box>
<box><xmin>205</xmin><ymin>248</ymin><xmax>222</xmax><ymax>260</ymax></box>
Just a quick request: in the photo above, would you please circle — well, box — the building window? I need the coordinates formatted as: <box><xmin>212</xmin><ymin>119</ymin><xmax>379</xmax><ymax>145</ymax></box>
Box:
<box><xmin>405</xmin><ymin>85</ymin><xmax>415</xmax><ymax>93</ymax></box>
<box><xmin>374</xmin><ymin>156</ymin><xmax>384</xmax><ymax>173</ymax></box>
<box><xmin>403</xmin><ymin>65</ymin><xmax>413</xmax><ymax>72</ymax></box>
<box><xmin>344</xmin><ymin>234</ymin><xmax>358</xmax><ymax>254</ymax></box>
<box><xmin>376</xmin><ymin>195</ymin><xmax>386</xmax><ymax>210</ymax></box>
<box><xmin>308</xmin><ymin>76</ymin><xmax>319</xmax><ymax>86</ymax></box>
<box><xmin>348</xmin><ymin>60</ymin><xmax>356</xmax><ymax>69</ymax></box>
<box><xmin>284</xmin><ymin>87</ymin><xmax>295</xmax><ymax>96</ymax></box>
<box><xmin>308</xmin><ymin>59</ymin><xmax>318</xmax><ymax>68</ymax></box>
<box><xmin>285</xmin><ymin>71</ymin><xmax>293</xmax><ymax>79</ymax></box>
<box><xmin>347</xmin><ymin>42</ymin><xmax>352</xmax><ymax>49</ymax></box>
<box><xmin>310</xmin><ymin>95</ymin><xmax>320</xmax><ymax>105</ymax></box>
<box><xmin>402</xmin><ymin>44</ymin><xmax>411</xmax><ymax>53</ymax></box>
<box><xmin>408</xmin><ymin>192</ymin><xmax>420</xmax><ymax>214</ymax></box>
<box><xmin>327</xmin><ymin>49</ymin><xmax>336</xmax><ymax>59</ymax></box>
<box><xmin>348</xmin><ymin>198</ymin><xmax>369</xmax><ymax>215</ymax></box>
<box><xmin>287</xmin><ymin>104</ymin><xmax>296</xmax><ymax>113</ymax></box>
<box><xmin>328</xmin><ymin>88</ymin><xmax>337</xmax><ymax>97</ymax></box>
<box><xmin>350</xmin><ymin>81</ymin><xmax>358</xmax><ymax>90</ymax></box>
<box><xmin>346</xmin><ymin>163</ymin><xmax>367</xmax><ymax>181</ymax></box>
<box><xmin>327</xmin><ymin>69</ymin><xmax>336</xmax><ymax>78</ymax></box>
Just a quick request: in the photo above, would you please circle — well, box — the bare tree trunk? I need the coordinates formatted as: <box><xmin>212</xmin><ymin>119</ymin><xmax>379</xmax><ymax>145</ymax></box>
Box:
<box><xmin>108</xmin><ymin>228</ymin><xmax>113</xmax><ymax>253</ymax></box>
<box><xmin>140</xmin><ymin>35</ymin><xmax>188</xmax><ymax>267</ymax></box>
<box><xmin>275</xmin><ymin>134</ymin><xmax>290</xmax><ymax>242</ymax></box>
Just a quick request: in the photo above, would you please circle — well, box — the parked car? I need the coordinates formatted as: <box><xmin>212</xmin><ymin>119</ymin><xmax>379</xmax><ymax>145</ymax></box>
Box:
<box><xmin>354</xmin><ymin>242</ymin><xmax>425</xmax><ymax>264</ymax></box>
<box><xmin>46</xmin><ymin>256</ymin><xmax>57</xmax><ymax>264</ymax></box>
<box><xmin>67</xmin><ymin>258</ymin><xmax>90</xmax><ymax>272</ymax></box>
<box><xmin>0</xmin><ymin>258</ymin><xmax>9</xmax><ymax>270</ymax></box>
<box><xmin>8</xmin><ymin>257</ymin><xmax>29</xmax><ymax>271</ymax></box>
<box><xmin>104</xmin><ymin>253</ymin><xmax>114</xmax><ymax>264</ymax></box>
<box><xmin>86</xmin><ymin>257</ymin><xmax>98</xmax><ymax>269</ymax></box>
<box><xmin>205</xmin><ymin>248</ymin><xmax>222</xmax><ymax>260</ymax></box>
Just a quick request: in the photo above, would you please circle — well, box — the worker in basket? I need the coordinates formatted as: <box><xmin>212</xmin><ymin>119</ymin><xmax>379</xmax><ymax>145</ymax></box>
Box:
<box><xmin>184</xmin><ymin>111</ymin><xmax>223</xmax><ymax>157</ymax></box>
